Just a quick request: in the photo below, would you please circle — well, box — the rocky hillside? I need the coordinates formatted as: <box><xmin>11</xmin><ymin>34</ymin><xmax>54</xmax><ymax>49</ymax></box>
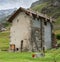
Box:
<box><xmin>31</xmin><ymin>0</ymin><xmax>60</xmax><ymax>30</ymax></box>
<box><xmin>31</xmin><ymin>0</ymin><xmax>49</xmax><ymax>7</ymax></box>
<box><xmin>0</xmin><ymin>8</ymin><xmax>17</xmax><ymax>23</ymax></box>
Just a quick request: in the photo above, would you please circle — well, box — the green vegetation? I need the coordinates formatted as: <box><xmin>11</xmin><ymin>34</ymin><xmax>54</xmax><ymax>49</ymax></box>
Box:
<box><xmin>0</xmin><ymin>49</ymin><xmax>60</xmax><ymax>62</ymax></box>
<box><xmin>0</xmin><ymin>31</ymin><xmax>9</xmax><ymax>51</ymax></box>
<box><xmin>32</xmin><ymin>2</ymin><xmax>47</xmax><ymax>12</ymax></box>
<box><xmin>0</xmin><ymin>31</ymin><xmax>60</xmax><ymax>62</ymax></box>
<box><xmin>56</xmin><ymin>34</ymin><xmax>60</xmax><ymax>40</ymax></box>
<box><xmin>55</xmin><ymin>17</ymin><xmax>60</xmax><ymax>24</ymax></box>
<box><xmin>3</xmin><ymin>22</ymin><xmax>11</xmax><ymax>27</ymax></box>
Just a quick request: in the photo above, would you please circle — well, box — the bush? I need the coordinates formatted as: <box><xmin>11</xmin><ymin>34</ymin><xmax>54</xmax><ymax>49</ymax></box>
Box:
<box><xmin>2</xmin><ymin>22</ymin><xmax>11</xmax><ymax>27</ymax></box>
<box><xmin>56</xmin><ymin>34</ymin><xmax>60</xmax><ymax>40</ymax></box>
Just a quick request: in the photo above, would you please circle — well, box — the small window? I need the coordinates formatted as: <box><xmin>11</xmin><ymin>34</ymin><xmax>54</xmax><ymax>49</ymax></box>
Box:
<box><xmin>10</xmin><ymin>44</ymin><xmax>15</xmax><ymax>51</ymax></box>
<box><xmin>44</xmin><ymin>21</ymin><xmax>47</xmax><ymax>25</ymax></box>
<box><xmin>17</xmin><ymin>19</ymin><xmax>19</xmax><ymax>22</ymax></box>
<box><xmin>16</xmin><ymin>48</ymin><xmax>19</xmax><ymax>51</ymax></box>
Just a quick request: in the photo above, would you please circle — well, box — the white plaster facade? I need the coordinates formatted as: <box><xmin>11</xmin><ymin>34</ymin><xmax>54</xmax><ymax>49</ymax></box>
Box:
<box><xmin>44</xmin><ymin>22</ymin><xmax>52</xmax><ymax>50</ymax></box>
<box><xmin>10</xmin><ymin>12</ymin><xmax>32</xmax><ymax>51</ymax></box>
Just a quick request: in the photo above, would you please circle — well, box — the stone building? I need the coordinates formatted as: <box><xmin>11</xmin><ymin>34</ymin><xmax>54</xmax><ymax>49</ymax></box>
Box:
<box><xmin>8</xmin><ymin>7</ymin><xmax>54</xmax><ymax>52</ymax></box>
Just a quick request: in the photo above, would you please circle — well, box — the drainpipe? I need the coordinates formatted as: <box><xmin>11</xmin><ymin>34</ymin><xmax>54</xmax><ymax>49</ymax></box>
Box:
<box><xmin>40</xmin><ymin>18</ymin><xmax>45</xmax><ymax>56</ymax></box>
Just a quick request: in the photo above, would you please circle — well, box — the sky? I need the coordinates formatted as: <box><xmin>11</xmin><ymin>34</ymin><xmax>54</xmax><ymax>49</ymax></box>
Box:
<box><xmin>0</xmin><ymin>0</ymin><xmax>38</xmax><ymax>10</ymax></box>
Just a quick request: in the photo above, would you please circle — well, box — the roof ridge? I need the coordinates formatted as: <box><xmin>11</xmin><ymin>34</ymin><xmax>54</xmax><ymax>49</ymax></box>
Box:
<box><xmin>7</xmin><ymin>7</ymin><xmax>54</xmax><ymax>22</ymax></box>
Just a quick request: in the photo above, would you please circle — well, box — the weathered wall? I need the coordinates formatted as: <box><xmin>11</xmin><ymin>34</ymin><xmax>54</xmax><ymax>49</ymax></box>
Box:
<box><xmin>10</xmin><ymin>12</ymin><xmax>32</xmax><ymax>51</ymax></box>
<box><xmin>44</xmin><ymin>22</ymin><xmax>52</xmax><ymax>50</ymax></box>
<box><xmin>31</xmin><ymin>19</ymin><xmax>41</xmax><ymax>51</ymax></box>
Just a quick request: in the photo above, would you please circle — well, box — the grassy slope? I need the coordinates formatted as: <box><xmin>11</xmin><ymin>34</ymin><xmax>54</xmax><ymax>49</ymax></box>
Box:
<box><xmin>0</xmin><ymin>49</ymin><xmax>60</xmax><ymax>62</ymax></box>
<box><xmin>32</xmin><ymin>2</ymin><xmax>60</xmax><ymax>18</ymax></box>
<box><xmin>0</xmin><ymin>50</ymin><xmax>60</xmax><ymax>62</ymax></box>
<box><xmin>0</xmin><ymin>31</ymin><xmax>9</xmax><ymax>51</ymax></box>
<box><xmin>32</xmin><ymin>2</ymin><xmax>47</xmax><ymax>13</ymax></box>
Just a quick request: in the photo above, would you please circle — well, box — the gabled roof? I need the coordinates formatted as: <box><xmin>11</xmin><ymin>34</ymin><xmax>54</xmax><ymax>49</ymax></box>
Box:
<box><xmin>7</xmin><ymin>7</ymin><xmax>53</xmax><ymax>22</ymax></box>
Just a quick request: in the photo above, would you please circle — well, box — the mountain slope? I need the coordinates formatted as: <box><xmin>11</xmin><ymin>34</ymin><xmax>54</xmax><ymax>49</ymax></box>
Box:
<box><xmin>31</xmin><ymin>0</ymin><xmax>60</xmax><ymax>30</ymax></box>
<box><xmin>0</xmin><ymin>8</ymin><xmax>17</xmax><ymax>23</ymax></box>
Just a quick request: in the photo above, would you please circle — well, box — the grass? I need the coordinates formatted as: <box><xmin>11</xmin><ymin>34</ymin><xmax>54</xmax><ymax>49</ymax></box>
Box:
<box><xmin>55</xmin><ymin>17</ymin><xmax>60</xmax><ymax>24</ymax></box>
<box><xmin>0</xmin><ymin>49</ymin><xmax>60</xmax><ymax>62</ymax></box>
<box><xmin>32</xmin><ymin>2</ymin><xmax>47</xmax><ymax>12</ymax></box>
<box><xmin>54</xmin><ymin>30</ymin><xmax>60</xmax><ymax>34</ymax></box>
<box><xmin>0</xmin><ymin>31</ymin><xmax>60</xmax><ymax>62</ymax></box>
<box><xmin>57</xmin><ymin>40</ymin><xmax>60</xmax><ymax>44</ymax></box>
<box><xmin>0</xmin><ymin>31</ymin><xmax>9</xmax><ymax>51</ymax></box>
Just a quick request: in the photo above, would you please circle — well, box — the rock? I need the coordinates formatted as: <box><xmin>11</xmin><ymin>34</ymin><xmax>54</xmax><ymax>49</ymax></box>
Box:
<box><xmin>32</xmin><ymin>53</ymin><xmax>45</xmax><ymax>58</ymax></box>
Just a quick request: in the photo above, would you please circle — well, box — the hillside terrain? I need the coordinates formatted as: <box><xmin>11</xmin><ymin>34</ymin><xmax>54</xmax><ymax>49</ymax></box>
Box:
<box><xmin>0</xmin><ymin>8</ymin><xmax>17</xmax><ymax>23</ymax></box>
<box><xmin>31</xmin><ymin>0</ymin><xmax>60</xmax><ymax>31</ymax></box>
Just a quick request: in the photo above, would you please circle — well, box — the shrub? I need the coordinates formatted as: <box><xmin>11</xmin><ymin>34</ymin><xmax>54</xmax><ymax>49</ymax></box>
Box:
<box><xmin>56</xmin><ymin>34</ymin><xmax>60</xmax><ymax>40</ymax></box>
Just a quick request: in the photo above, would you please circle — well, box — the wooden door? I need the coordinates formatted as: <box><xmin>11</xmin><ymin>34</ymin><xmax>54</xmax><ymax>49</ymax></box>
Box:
<box><xmin>10</xmin><ymin>44</ymin><xmax>15</xmax><ymax>51</ymax></box>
